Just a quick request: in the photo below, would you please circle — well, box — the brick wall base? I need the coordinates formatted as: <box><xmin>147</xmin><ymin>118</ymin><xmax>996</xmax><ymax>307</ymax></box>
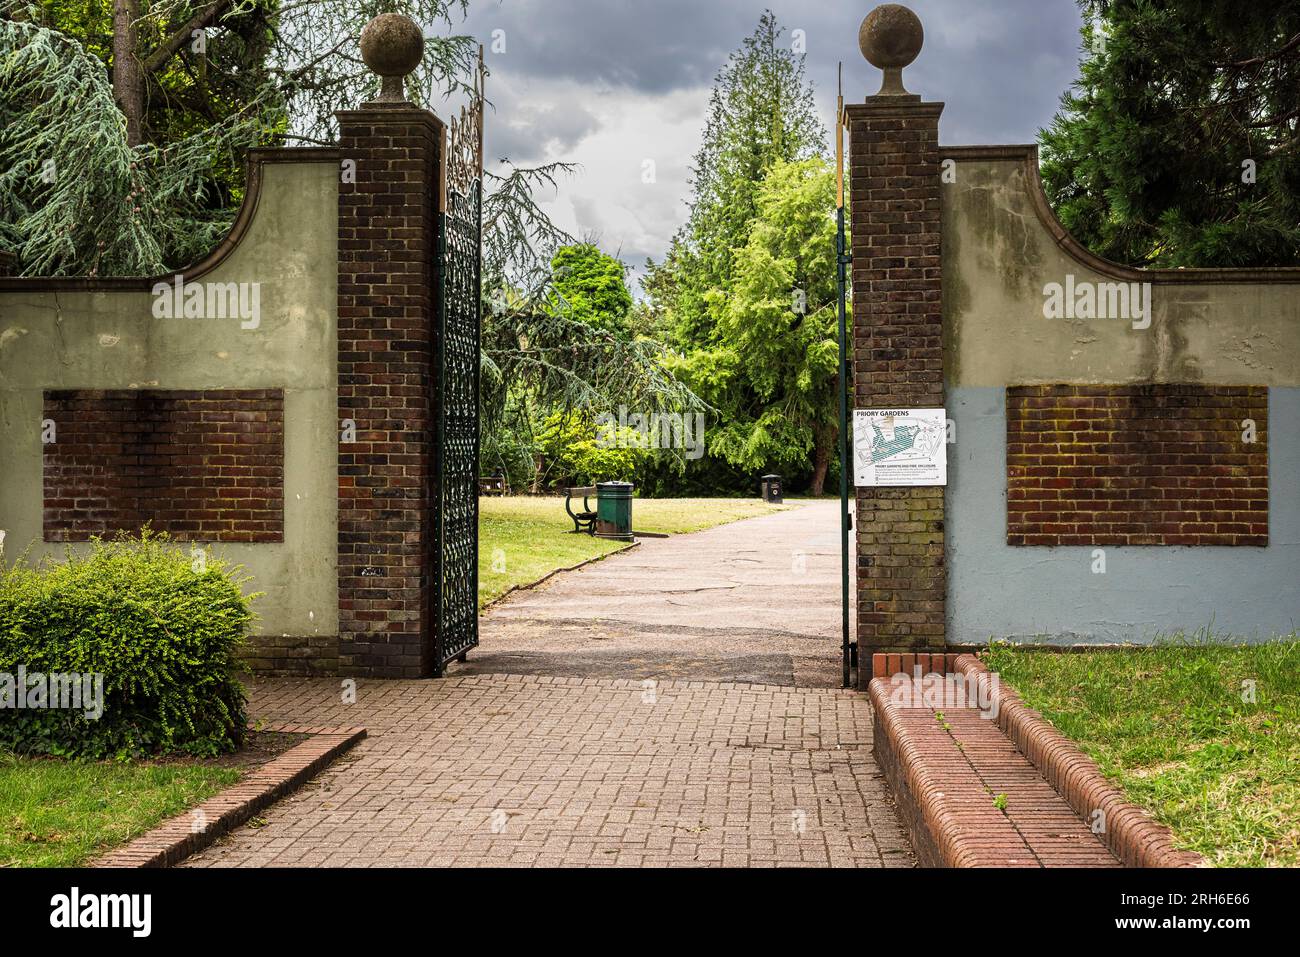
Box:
<box><xmin>241</xmin><ymin>634</ymin><xmax>340</xmax><ymax>676</ymax></box>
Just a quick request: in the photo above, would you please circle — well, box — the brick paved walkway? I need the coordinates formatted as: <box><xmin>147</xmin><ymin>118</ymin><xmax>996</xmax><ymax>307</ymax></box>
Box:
<box><xmin>185</xmin><ymin>674</ymin><xmax>912</xmax><ymax>867</ymax></box>
<box><xmin>188</xmin><ymin>505</ymin><xmax>914</xmax><ymax>867</ymax></box>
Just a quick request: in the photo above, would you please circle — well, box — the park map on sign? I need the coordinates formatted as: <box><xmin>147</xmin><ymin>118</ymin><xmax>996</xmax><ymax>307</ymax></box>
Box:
<box><xmin>852</xmin><ymin>409</ymin><xmax>947</xmax><ymax>487</ymax></box>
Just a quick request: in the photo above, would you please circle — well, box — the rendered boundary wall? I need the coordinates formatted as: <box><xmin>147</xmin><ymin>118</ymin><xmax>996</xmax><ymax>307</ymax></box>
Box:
<box><xmin>0</xmin><ymin>151</ymin><xmax>341</xmax><ymax>672</ymax></box>
<box><xmin>848</xmin><ymin>61</ymin><xmax>1300</xmax><ymax>671</ymax></box>
<box><xmin>940</xmin><ymin>147</ymin><xmax>1300</xmax><ymax>646</ymax></box>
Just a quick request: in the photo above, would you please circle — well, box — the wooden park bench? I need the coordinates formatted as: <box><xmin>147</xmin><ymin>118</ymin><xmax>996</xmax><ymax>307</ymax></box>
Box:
<box><xmin>478</xmin><ymin>475</ymin><xmax>507</xmax><ymax>496</ymax></box>
<box><xmin>564</xmin><ymin>486</ymin><xmax>597</xmax><ymax>534</ymax></box>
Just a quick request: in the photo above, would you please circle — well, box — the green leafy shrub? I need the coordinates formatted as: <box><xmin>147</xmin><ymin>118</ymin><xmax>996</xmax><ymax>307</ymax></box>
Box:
<box><xmin>0</xmin><ymin>531</ymin><xmax>254</xmax><ymax>758</ymax></box>
<box><xmin>537</xmin><ymin>410</ymin><xmax>651</xmax><ymax>486</ymax></box>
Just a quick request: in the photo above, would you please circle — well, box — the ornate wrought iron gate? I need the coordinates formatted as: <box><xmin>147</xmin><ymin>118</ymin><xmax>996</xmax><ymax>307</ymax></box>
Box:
<box><xmin>432</xmin><ymin>56</ymin><xmax>484</xmax><ymax>675</ymax></box>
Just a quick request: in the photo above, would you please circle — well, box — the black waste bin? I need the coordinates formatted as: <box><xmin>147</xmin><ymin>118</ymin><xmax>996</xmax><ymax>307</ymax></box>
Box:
<box><xmin>595</xmin><ymin>481</ymin><xmax>635</xmax><ymax>541</ymax></box>
<box><xmin>761</xmin><ymin>474</ymin><xmax>783</xmax><ymax>504</ymax></box>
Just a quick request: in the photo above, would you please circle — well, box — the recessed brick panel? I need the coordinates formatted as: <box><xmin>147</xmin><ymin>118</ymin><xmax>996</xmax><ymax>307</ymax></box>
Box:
<box><xmin>43</xmin><ymin>389</ymin><xmax>284</xmax><ymax>543</ymax></box>
<box><xmin>1007</xmin><ymin>384</ymin><xmax>1268</xmax><ymax>546</ymax></box>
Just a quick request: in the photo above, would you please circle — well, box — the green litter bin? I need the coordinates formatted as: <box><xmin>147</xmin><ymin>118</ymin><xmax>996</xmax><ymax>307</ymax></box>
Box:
<box><xmin>595</xmin><ymin>481</ymin><xmax>635</xmax><ymax>541</ymax></box>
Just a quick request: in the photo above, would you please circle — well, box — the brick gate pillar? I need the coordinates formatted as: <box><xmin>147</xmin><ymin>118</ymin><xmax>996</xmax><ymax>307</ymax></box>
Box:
<box><xmin>847</xmin><ymin>5</ymin><xmax>945</xmax><ymax>687</ymax></box>
<box><xmin>336</xmin><ymin>16</ymin><xmax>444</xmax><ymax>677</ymax></box>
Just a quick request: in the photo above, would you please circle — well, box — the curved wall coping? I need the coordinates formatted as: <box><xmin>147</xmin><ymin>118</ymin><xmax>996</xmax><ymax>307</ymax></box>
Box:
<box><xmin>942</xmin><ymin>144</ymin><xmax>1300</xmax><ymax>285</ymax></box>
<box><xmin>0</xmin><ymin>147</ymin><xmax>341</xmax><ymax>292</ymax></box>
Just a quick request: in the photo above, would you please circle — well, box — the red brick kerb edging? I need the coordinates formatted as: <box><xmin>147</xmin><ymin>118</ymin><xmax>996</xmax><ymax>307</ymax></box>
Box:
<box><xmin>950</xmin><ymin>655</ymin><xmax>1203</xmax><ymax>868</ymax></box>
<box><xmin>93</xmin><ymin>723</ymin><xmax>366</xmax><ymax>868</ymax></box>
<box><xmin>868</xmin><ymin>652</ymin><xmax>1202</xmax><ymax>868</ymax></box>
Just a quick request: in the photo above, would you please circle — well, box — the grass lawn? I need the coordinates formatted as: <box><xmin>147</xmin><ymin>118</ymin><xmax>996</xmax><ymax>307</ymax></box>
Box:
<box><xmin>0</xmin><ymin>755</ymin><xmax>239</xmax><ymax>867</ymax></box>
<box><xmin>983</xmin><ymin>639</ymin><xmax>1300</xmax><ymax>867</ymax></box>
<box><xmin>478</xmin><ymin>496</ymin><xmax>796</xmax><ymax>606</ymax></box>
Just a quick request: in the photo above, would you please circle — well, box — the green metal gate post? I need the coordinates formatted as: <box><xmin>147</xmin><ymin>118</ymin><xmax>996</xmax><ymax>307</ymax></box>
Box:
<box><xmin>836</xmin><ymin>68</ymin><xmax>853</xmax><ymax>689</ymax></box>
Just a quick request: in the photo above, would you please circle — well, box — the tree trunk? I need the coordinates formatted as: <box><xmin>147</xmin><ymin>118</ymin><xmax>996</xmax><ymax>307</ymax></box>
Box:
<box><xmin>112</xmin><ymin>0</ymin><xmax>144</xmax><ymax>146</ymax></box>
<box><xmin>810</xmin><ymin>421</ymin><xmax>836</xmax><ymax>496</ymax></box>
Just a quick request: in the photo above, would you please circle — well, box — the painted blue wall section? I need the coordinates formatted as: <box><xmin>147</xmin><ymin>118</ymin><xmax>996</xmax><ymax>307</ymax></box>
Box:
<box><xmin>947</xmin><ymin>387</ymin><xmax>1300</xmax><ymax>644</ymax></box>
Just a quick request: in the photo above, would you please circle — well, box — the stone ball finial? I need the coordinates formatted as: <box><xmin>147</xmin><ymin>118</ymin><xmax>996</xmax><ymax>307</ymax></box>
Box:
<box><xmin>360</xmin><ymin>13</ymin><xmax>424</xmax><ymax>102</ymax></box>
<box><xmin>859</xmin><ymin>4</ymin><xmax>924</xmax><ymax>97</ymax></box>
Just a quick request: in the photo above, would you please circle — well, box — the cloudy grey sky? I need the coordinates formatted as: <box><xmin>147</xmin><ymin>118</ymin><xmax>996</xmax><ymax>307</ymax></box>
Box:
<box><xmin>440</xmin><ymin>0</ymin><xmax>1086</xmax><ymax>291</ymax></box>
